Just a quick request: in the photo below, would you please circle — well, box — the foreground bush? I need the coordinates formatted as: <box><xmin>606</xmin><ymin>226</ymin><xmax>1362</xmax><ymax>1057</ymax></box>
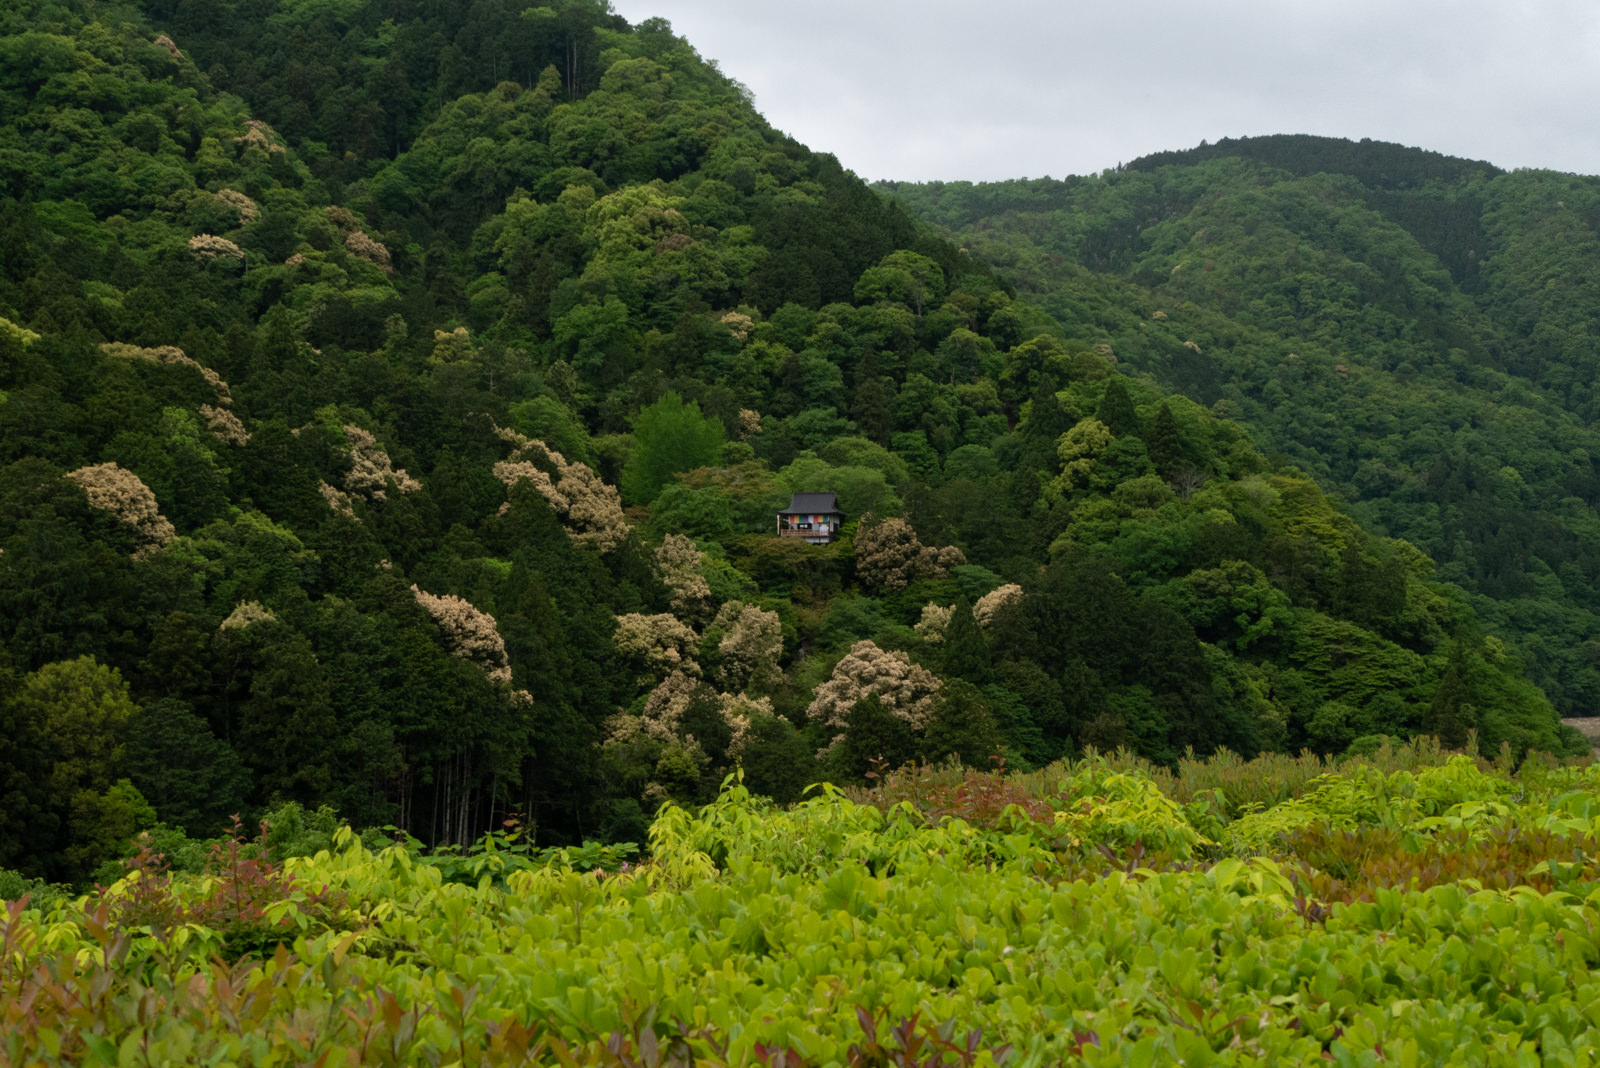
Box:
<box><xmin>5</xmin><ymin>751</ymin><xmax>1600</xmax><ymax>1065</ymax></box>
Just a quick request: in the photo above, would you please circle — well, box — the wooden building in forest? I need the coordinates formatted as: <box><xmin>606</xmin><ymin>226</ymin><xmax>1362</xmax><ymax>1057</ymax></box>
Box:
<box><xmin>776</xmin><ymin>492</ymin><xmax>843</xmax><ymax>544</ymax></box>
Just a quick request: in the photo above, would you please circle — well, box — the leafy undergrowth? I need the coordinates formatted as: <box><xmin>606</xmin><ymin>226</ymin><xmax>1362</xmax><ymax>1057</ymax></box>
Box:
<box><xmin>1282</xmin><ymin>822</ymin><xmax>1600</xmax><ymax>902</ymax></box>
<box><xmin>7</xmin><ymin>745</ymin><xmax>1600</xmax><ymax>1065</ymax></box>
<box><xmin>105</xmin><ymin>816</ymin><xmax>350</xmax><ymax>963</ymax></box>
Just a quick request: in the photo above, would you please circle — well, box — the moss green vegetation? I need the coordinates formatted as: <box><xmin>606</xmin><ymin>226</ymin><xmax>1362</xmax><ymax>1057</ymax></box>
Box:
<box><xmin>0</xmin><ymin>2</ymin><xmax>1587</xmax><ymax>888</ymax></box>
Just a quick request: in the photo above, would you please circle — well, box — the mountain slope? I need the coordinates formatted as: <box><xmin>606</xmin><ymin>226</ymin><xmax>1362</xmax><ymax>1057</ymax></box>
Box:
<box><xmin>882</xmin><ymin>136</ymin><xmax>1600</xmax><ymax>715</ymax></box>
<box><xmin>0</xmin><ymin>12</ymin><xmax>1577</xmax><ymax>886</ymax></box>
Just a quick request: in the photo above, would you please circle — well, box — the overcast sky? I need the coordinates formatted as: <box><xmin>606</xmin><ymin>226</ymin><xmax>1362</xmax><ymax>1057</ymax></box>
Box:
<box><xmin>607</xmin><ymin>0</ymin><xmax>1600</xmax><ymax>183</ymax></box>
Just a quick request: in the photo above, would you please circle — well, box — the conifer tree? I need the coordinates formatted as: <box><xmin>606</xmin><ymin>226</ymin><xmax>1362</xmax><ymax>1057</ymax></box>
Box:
<box><xmin>1019</xmin><ymin>373</ymin><xmax>1075</xmax><ymax>471</ymax></box>
<box><xmin>1097</xmin><ymin>378</ymin><xmax>1140</xmax><ymax>437</ymax></box>
<box><xmin>1144</xmin><ymin>402</ymin><xmax>1185</xmax><ymax>478</ymax></box>
<box><xmin>941</xmin><ymin>598</ymin><xmax>992</xmax><ymax>683</ymax></box>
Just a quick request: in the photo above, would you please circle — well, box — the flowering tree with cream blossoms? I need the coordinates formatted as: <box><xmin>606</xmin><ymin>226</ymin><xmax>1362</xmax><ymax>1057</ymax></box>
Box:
<box><xmin>214</xmin><ymin>188</ymin><xmax>259</xmax><ymax>222</ymax></box>
<box><xmin>973</xmin><ymin>584</ymin><xmax>1025</xmax><ymax>628</ymax></box>
<box><xmin>807</xmin><ymin>639</ymin><xmax>942</xmax><ymax>754</ymax></box>
<box><xmin>65</xmin><ymin>463</ymin><xmax>175</xmax><ymax>558</ymax></box>
<box><xmin>494</xmin><ymin>430</ymin><xmax>629</xmax><ymax>551</ymax></box>
<box><xmin>218</xmin><ymin>601</ymin><xmax>275</xmax><ymax>631</ymax></box>
<box><xmin>100</xmin><ymin>343</ymin><xmax>234</xmax><ymax>407</ymax></box>
<box><xmin>343</xmin><ymin>426</ymin><xmax>420</xmax><ymax>499</ymax></box>
<box><xmin>656</xmin><ymin>534</ymin><xmax>713</xmax><ymax>619</ymax></box>
<box><xmin>603</xmin><ymin>586</ymin><xmax>791</xmax><ymax>807</ymax></box>
<box><xmin>915</xmin><ymin>603</ymin><xmax>955</xmax><ymax>643</ymax></box>
<box><xmin>707</xmin><ymin>600</ymin><xmax>783</xmax><ymax>693</ymax></box>
<box><xmin>854</xmin><ymin>516</ymin><xmax>965</xmax><ymax>592</ymax></box>
<box><xmin>627</xmin><ymin>670</ymin><xmax>768</xmax><ymax>757</ymax></box>
<box><xmin>187</xmin><ymin>233</ymin><xmax>244</xmax><ymax>262</ymax></box>
<box><xmin>612</xmin><ymin>612</ymin><xmax>699</xmax><ymax>687</ymax></box>
<box><xmin>410</xmin><ymin>585</ymin><xmax>511</xmax><ymax>685</ymax></box>
<box><xmin>200</xmin><ymin>404</ymin><xmax>249</xmax><ymax>445</ymax></box>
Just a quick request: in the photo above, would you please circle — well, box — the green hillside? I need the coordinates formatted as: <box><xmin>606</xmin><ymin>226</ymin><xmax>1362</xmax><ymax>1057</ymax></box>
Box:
<box><xmin>0</xmin><ymin>6</ymin><xmax>1580</xmax><ymax>886</ymax></box>
<box><xmin>881</xmin><ymin>135</ymin><xmax>1600</xmax><ymax>717</ymax></box>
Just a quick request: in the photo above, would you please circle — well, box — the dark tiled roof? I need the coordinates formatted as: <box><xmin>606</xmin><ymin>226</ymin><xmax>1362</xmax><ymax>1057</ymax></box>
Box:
<box><xmin>779</xmin><ymin>492</ymin><xmax>841</xmax><ymax>515</ymax></box>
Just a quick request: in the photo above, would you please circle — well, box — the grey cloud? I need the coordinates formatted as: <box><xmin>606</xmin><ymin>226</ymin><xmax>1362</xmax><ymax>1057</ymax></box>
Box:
<box><xmin>612</xmin><ymin>0</ymin><xmax>1600</xmax><ymax>179</ymax></box>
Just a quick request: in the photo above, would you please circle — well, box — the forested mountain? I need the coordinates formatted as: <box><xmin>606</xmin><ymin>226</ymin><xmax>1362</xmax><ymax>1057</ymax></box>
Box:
<box><xmin>881</xmin><ymin>135</ymin><xmax>1600</xmax><ymax>719</ymax></box>
<box><xmin>0</xmin><ymin>5</ymin><xmax>1579</xmax><ymax>885</ymax></box>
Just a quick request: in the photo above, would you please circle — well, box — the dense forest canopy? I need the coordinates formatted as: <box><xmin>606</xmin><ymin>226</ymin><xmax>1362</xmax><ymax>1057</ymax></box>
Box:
<box><xmin>0</xmin><ymin>4</ymin><xmax>1584</xmax><ymax>885</ymax></box>
<box><xmin>882</xmin><ymin>135</ymin><xmax>1600</xmax><ymax>719</ymax></box>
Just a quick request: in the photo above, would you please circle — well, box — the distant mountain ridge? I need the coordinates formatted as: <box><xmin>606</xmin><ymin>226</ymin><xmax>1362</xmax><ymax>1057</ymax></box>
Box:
<box><xmin>1131</xmin><ymin>134</ymin><xmax>1506</xmax><ymax>292</ymax></box>
<box><xmin>1126</xmin><ymin>134</ymin><xmax>1503</xmax><ymax>187</ymax></box>
<box><xmin>883</xmin><ymin>135</ymin><xmax>1600</xmax><ymax>716</ymax></box>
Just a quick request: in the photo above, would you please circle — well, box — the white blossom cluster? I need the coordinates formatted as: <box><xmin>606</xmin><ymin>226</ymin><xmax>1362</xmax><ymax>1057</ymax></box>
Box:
<box><xmin>100</xmin><ymin>343</ymin><xmax>234</xmax><ymax>409</ymax></box>
<box><xmin>200</xmin><ymin>403</ymin><xmax>249</xmax><ymax>446</ymax></box>
<box><xmin>318</xmin><ymin>480</ymin><xmax>356</xmax><ymax>520</ymax></box>
<box><xmin>344</xmin><ymin>229</ymin><xmax>393</xmax><ymax>273</ymax></box>
<box><xmin>218</xmin><ymin>600</ymin><xmax>275</xmax><ymax>631</ymax></box>
<box><xmin>656</xmin><ymin>534</ymin><xmax>712</xmax><ymax>618</ymax></box>
<box><xmin>234</xmin><ymin>119</ymin><xmax>285</xmax><ymax>154</ymax></box>
<box><xmin>718</xmin><ymin>311</ymin><xmax>753</xmax><ymax>341</ymax></box>
<box><xmin>853</xmin><ymin>516</ymin><xmax>966</xmax><ymax>592</ymax></box>
<box><xmin>342</xmin><ymin>426</ymin><xmax>420</xmax><ymax>500</ymax></box>
<box><xmin>214</xmin><ymin>188</ymin><xmax>259</xmax><ymax>223</ymax></box>
<box><xmin>324</xmin><ymin>205</ymin><xmax>392</xmax><ymax>273</ymax></box>
<box><xmin>807</xmin><ymin>639</ymin><xmax>942</xmax><ymax>755</ymax></box>
<box><xmin>709</xmin><ymin>600</ymin><xmax>783</xmax><ymax>693</ymax></box>
<box><xmin>914</xmin><ymin>603</ymin><xmax>955</xmax><ymax>643</ymax></box>
<box><xmin>492</xmin><ymin>431</ymin><xmax>629</xmax><ymax>551</ymax></box>
<box><xmin>187</xmin><ymin>233</ymin><xmax>244</xmax><ymax>262</ymax></box>
<box><xmin>626</xmin><ymin>671</ymin><xmax>768</xmax><ymax>757</ymax></box>
<box><xmin>613</xmin><ymin>612</ymin><xmax>700</xmax><ymax>687</ymax></box>
<box><xmin>65</xmin><ymin>462</ymin><xmax>176</xmax><ymax>559</ymax></box>
<box><xmin>916</xmin><ymin>585</ymin><xmax>1023</xmax><ymax>644</ymax></box>
<box><xmin>410</xmin><ymin>585</ymin><xmax>512</xmax><ymax>685</ymax></box>
<box><xmin>973</xmin><ymin>584</ymin><xmax>1025</xmax><ymax>627</ymax></box>
<box><xmin>605</xmin><ymin>594</ymin><xmax>786</xmax><ymax>769</ymax></box>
